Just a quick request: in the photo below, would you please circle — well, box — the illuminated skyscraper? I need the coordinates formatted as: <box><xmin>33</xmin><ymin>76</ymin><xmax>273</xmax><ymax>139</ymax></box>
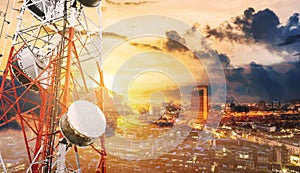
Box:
<box><xmin>191</xmin><ymin>85</ymin><xmax>208</xmax><ymax>122</ymax></box>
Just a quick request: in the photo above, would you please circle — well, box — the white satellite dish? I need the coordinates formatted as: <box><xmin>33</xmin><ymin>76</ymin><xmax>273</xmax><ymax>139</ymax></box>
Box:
<box><xmin>12</xmin><ymin>46</ymin><xmax>50</xmax><ymax>91</ymax></box>
<box><xmin>60</xmin><ymin>100</ymin><xmax>106</xmax><ymax>146</ymax></box>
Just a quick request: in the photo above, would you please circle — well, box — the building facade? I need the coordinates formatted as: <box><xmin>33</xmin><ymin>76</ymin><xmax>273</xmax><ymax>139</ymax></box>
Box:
<box><xmin>191</xmin><ymin>85</ymin><xmax>208</xmax><ymax>122</ymax></box>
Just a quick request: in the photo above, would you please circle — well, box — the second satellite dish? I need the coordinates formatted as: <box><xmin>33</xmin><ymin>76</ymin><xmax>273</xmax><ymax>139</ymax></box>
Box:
<box><xmin>11</xmin><ymin>46</ymin><xmax>49</xmax><ymax>91</ymax></box>
<box><xmin>60</xmin><ymin>100</ymin><xmax>106</xmax><ymax>146</ymax></box>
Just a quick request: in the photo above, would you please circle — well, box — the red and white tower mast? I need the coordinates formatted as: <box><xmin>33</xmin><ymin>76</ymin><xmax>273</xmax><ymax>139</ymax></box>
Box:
<box><xmin>0</xmin><ymin>0</ymin><xmax>106</xmax><ymax>172</ymax></box>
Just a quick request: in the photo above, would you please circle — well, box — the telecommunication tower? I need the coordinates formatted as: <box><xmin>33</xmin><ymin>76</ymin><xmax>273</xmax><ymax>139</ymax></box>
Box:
<box><xmin>0</xmin><ymin>0</ymin><xmax>107</xmax><ymax>172</ymax></box>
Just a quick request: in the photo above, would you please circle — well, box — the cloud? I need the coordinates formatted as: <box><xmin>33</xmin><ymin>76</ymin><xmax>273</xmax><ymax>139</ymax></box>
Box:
<box><xmin>250</xmin><ymin>9</ymin><xmax>281</xmax><ymax>44</ymax></box>
<box><xmin>103</xmin><ymin>32</ymin><xmax>163</xmax><ymax>51</ymax></box>
<box><xmin>165</xmin><ymin>31</ymin><xmax>188</xmax><ymax>51</ymax></box>
<box><xmin>278</xmin><ymin>34</ymin><xmax>300</xmax><ymax>46</ymax></box>
<box><xmin>206</xmin><ymin>7</ymin><xmax>283</xmax><ymax>44</ymax></box>
<box><xmin>247</xmin><ymin>62</ymin><xmax>282</xmax><ymax>98</ymax></box>
<box><xmin>164</xmin><ymin>26</ymin><xmax>227</xmax><ymax>103</ymax></box>
<box><xmin>203</xmin><ymin>7</ymin><xmax>300</xmax><ymax>101</ymax></box>
<box><xmin>225</xmin><ymin>61</ymin><xmax>300</xmax><ymax>102</ymax></box>
<box><xmin>282</xmin><ymin>61</ymin><xmax>300</xmax><ymax>97</ymax></box>
<box><xmin>205</xmin><ymin>7</ymin><xmax>255</xmax><ymax>44</ymax></box>
<box><xmin>103</xmin><ymin>31</ymin><xmax>128</xmax><ymax>40</ymax></box>
<box><xmin>218</xmin><ymin>53</ymin><xmax>231</xmax><ymax>68</ymax></box>
<box><xmin>103</xmin><ymin>20</ymin><xmax>299</xmax><ymax>103</ymax></box>
<box><xmin>105</xmin><ymin>0</ymin><xmax>156</xmax><ymax>6</ymax></box>
<box><xmin>203</xmin><ymin>7</ymin><xmax>300</xmax><ymax>102</ymax></box>
<box><xmin>129</xmin><ymin>42</ymin><xmax>162</xmax><ymax>51</ymax></box>
<box><xmin>205</xmin><ymin>7</ymin><xmax>300</xmax><ymax>54</ymax></box>
<box><xmin>0</xmin><ymin>116</ymin><xmax>21</xmax><ymax>130</ymax></box>
<box><xmin>0</xmin><ymin>76</ymin><xmax>41</xmax><ymax>130</ymax></box>
<box><xmin>230</xmin><ymin>44</ymin><xmax>284</xmax><ymax>66</ymax></box>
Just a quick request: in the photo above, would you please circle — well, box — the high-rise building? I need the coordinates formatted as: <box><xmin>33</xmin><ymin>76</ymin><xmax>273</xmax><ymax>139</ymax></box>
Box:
<box><xmin>191</xmin><ymin>85</ymin><xmax>208</xmax><ymax>122</ymax></box>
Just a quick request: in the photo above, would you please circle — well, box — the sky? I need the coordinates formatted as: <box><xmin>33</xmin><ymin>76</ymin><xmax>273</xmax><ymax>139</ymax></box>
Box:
<box><xmin>100</xmin><ymin>0</ymin><xmax>299</xmax><ymax>65</ymax></box>
<box><xmin>0</xmin><ymin>0</ymin><xmax>300</xmax><ymax>105</ymax></box>
<box><xmin>100</xmin><ymin>0</ymin><xmax>300</xmax><ymax>103</ymax></box>
<box><xmin>101</xmin><ymin>0</ymin><xmax>299</xmax><ymax>28</ymax></box>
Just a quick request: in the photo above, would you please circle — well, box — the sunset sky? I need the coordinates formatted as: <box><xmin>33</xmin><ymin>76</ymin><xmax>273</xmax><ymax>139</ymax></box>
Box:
<box><xmin>0</xmin><ymin>0</ymin><xmax>300</xmax><ymax>104</ymax></box>
<box><xmin>100</xmin><ymin>0</ymin><xmax>300</xmax><ymax>104</ymax></box>
<box><xmin>101</xmin><ymin>0</ymin><xmax>299</xmax><ymax>65</ymax></box>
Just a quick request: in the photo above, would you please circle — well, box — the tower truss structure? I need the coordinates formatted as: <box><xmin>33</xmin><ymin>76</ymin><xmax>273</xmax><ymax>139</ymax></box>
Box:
<box><xmin>0</xmin><ymin>0</ymin><xmax>106</xmax><ymax>172</ymax></box>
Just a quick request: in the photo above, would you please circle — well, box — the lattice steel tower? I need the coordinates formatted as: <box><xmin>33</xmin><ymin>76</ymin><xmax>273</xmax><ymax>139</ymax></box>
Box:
<box><xmin>0</xmin><ymin>0</ymin><xmax>106</xmax><ymax>172</ymax></box>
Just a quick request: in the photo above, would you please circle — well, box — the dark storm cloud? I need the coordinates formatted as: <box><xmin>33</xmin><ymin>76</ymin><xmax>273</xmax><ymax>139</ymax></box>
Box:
<box><xmin>278</xmin><ymin>34</ymin><xmax>300</xmax><ymax>46</ymax></box>
<box><xmin>293</xmin><ymin>52</ymin><xmax>300</xmax><ymax>56</ymax></box>
<box><xmin>226</xmin><ymin>67</ymin><xmax>245</xmax><ymax>81</ymax></box>
<box><xmin>282</xmin><ymin>61</ymin><xmax>300</xmax><ymax>98</ymax></box>
<box><xmin>202</xmin><ymin>7</ymin><xmax>300</xmax><ymax>101</ymax></box>
<box><xmin>225</xmin><ymin>61</ymin><xmax>300</xmax><ymax>102</ymax></box>
<box><xmin>165</xmin><ymin>31</ymin><xmax>188</xmax><ymax>51</ymax></box>
<box><xmin>205</xmin><ymin>7</ymin><xmax>255</xmax><ymax>43</ymax></box>
<box><xmin>105</xmin><ymin>0</ymin><xmax>156</xmax><ymax>6</ymax></box>
<box><xmin>278</xmin><ymin>13</ymin><xmax>300</xmax><ymax>53</ymax></box>
<box><xmin>163</xmin><ymin>22</ymin><xmax>300</xmax><ymax>102</ymax></box>
<box><xmin>247</xmin><ymin>62</ymin><xmax>283</xmax><ymax>99</ymax></box>
<box><xmin>284</xmin><ymin>13</ymin><xmax>300</xmax><ymax>35</ymax></box>
<box><xmin>205</xmin><ymin>7</ymin><xmax>300</xmax><ymax>53</ymax></box>
<box><xmin>0</xmin><ymin>114</ymin><xmax>21</xmax><ymax>130</ymax></box>
<box><xmin>0</xmin><ymin>76</ymin><xmax>41</xmax><ymax>130</ymax></box>
<box><xmin>218</xmin><ymin>53</ymin><xmax>231</xmax><ymax>68</ymax></box>
<box><xmin>206</xmin><ymin>7</ymin><xmax>282</xmax><ymax>43</ymax></box>
<box><xmin>225</xmin><ymin>67</ymin><xmax>249</xmax><ymax>99</ymax></box>
<box><xmin>250</xmin><ymin>9</ymin><xmax>281</xmax><ymax>43</ymax></box>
